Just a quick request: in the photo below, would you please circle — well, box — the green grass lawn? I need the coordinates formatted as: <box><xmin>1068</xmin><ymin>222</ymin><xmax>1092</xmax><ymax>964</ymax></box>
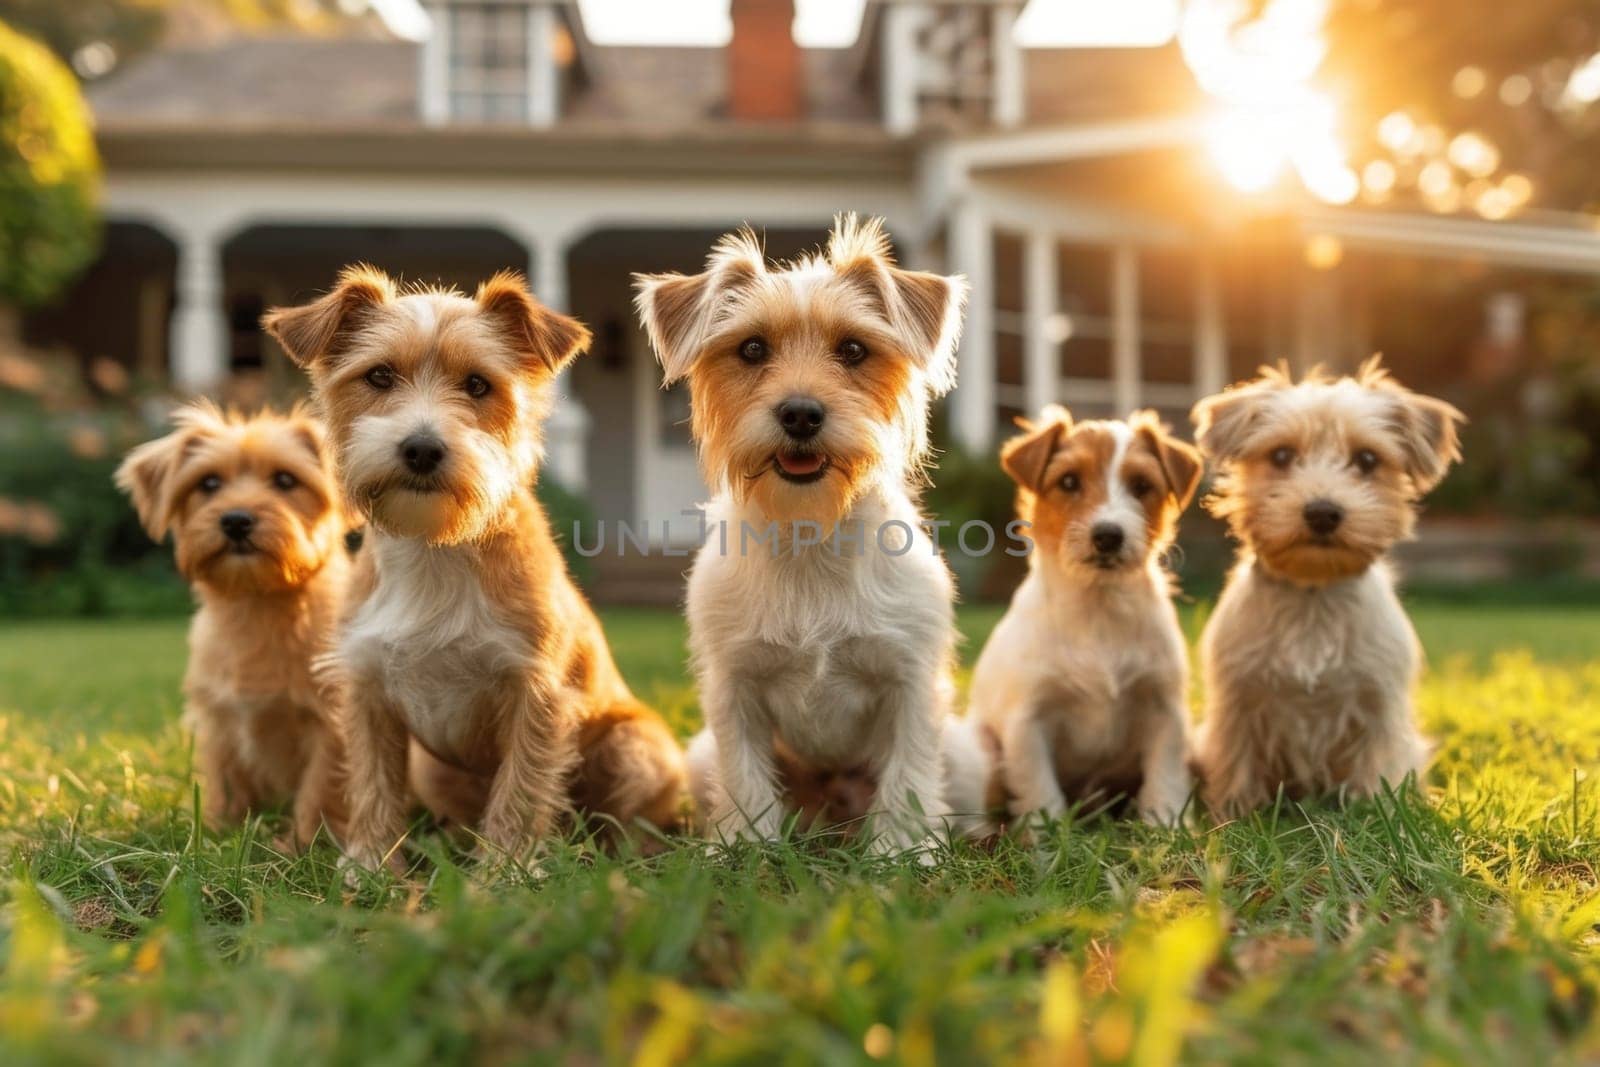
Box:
<box><xmin>2</xmin><ymin>597</ymin><xmax>1598</xmax><ymax>1064</ymax></box>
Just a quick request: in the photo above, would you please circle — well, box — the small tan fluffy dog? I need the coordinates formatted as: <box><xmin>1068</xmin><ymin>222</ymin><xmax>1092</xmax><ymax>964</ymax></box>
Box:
<box><xmin>968</xmin><ymin>406</ymin><xmax>1201</xmax><ymax>828</ymax></box>
<box><xmin>1191</xmin><ymin>357</ymin><xmax>1463</xmax><ymax>817</ymax></box>
<box><xmin>635</xmin><ymin>216</ymin><xmax>970</xmax><ymax>849</ymax></box>
<box><xmin>264</xmin><ymin>266</ymin><xmax>686</xmax><ymax>869</ymax></box>
<box><xmin>116</xmin><ymin>402</ymin><xmax>348</xmax><ymax>846</ymax></box>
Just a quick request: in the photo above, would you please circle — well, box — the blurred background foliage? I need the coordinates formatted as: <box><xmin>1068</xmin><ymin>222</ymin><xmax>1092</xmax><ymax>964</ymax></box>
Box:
<box><xmin>0</xmin><ymin>1</ymin><xmax>366</xmax><ymax>81</ymax></box>
<box><xmin>0</xmin><ymin>18</ymin><xmax>99</xmax><ymax>309</ymax></box>
<box><xmin>1324</xmin><ymin>0</ymin><xmax>1600</xmax><ymax>216</ymax></box>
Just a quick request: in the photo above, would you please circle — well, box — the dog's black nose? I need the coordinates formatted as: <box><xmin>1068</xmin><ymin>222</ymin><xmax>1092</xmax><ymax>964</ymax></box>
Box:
<box><xmin>1091</xmin><ymin>523</ymin><xmax>1125</xmax><ymax>556</ymax></box>
<box><xmin>400</xmin><ymin>433</ymin><xmax>447</xmax><ymax>475</ymax></box>
<box><xmin>219</xmin><ymin>510</ymin><xmax>255</xmax><ymax>542</ymax></box>
<box><xmin>1303</xmin><ymin>499</ymin><xmax>1344</xmax><ymax>536</ymax></box>
<box><xmin>775</xmin><ymin>397</ymin><xmax>825</xmax><ymax>440</ymax></box>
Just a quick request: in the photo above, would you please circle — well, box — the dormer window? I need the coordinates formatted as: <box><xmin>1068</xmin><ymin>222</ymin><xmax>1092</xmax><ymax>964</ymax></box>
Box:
<box><xmin>447</xmin><ymin>3</ymin><xmax>531</xmax><ymax>122</ymax></box>
<box><xmin>420</xmin><ymin>0</ymin><xmax>580</xmax><ymax>127</ymax></box>
<box><xmin>874</xmin><ymin>0</ymin><xmax>1024</xmax><ymax>134</ymax></box>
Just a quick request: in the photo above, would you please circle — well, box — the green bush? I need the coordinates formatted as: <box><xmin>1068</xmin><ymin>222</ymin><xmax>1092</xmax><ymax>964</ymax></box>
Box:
<box><xmin>0</xmin><ymin>17</ymin><xmax>100</xmax><ymax>307</ymax></box>
<box><xmin>536</xmin><ymin>474</ymin><xmax>597</xmax><ymax>587</ymax></box>
<box><xmin>0</xmin><ymin>399</ymin><xmax>189</xmax><ymax>617</ymax></box>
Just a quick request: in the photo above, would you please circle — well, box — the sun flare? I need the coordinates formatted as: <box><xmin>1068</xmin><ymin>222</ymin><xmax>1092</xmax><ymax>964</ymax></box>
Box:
<box><xmin>1185</xmin><ymin>0</ymin><xmax>1357</xmax><ymax>205</ymax></box>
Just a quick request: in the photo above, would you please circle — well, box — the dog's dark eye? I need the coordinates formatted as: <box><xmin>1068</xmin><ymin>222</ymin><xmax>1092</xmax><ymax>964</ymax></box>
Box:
<box><xmin>1060</xmin><ymin>472</ymin><xmax>1081</xmax><ymax>493</ymax></box>
<box><xmin>1128</xmin><ymin>476</ymin><xmax>1153</xmax><ymax>499</ymax></box>
<box><xmin>1269</xmin><ymin>446</ymin><xmax>1296</xmax><ymax>470</ymax></box>
<box><xmin>737</xmin><ymin>337</ymin><xmax>769</xmax><ymax>364</ymax></box>
<box><xmin>464</xmin><ymin>374</ymin><xmax>491</xmax><ymax>399</ymax></box>
<box><xmin>365</xmin><ymin>365</ymin><xmax>395</xmax><ymax>390</ymax></box>
<box><xmin>1353</xmin><ymin>448</ymin><xmax>1380</xmax><ymax>474</ymax></box>
<box><xmin>272</xmin><ymin>470</ymin><xmax>298</xmax><ymax>491</ymax></box>
<box><xmin>198</xmin><ymin>474</ymin><xmax>222</xmax><ymax>494</ymax></box>
<box><xmin>837</xmin><ymin>338</ymin><xmax>868</xmax><ymax>365</ymax></box>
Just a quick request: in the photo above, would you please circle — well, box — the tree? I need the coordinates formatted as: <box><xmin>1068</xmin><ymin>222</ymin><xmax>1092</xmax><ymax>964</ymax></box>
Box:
<box><xmin>0</xmin><ymin>1</ymin><xmax>362</xmax><ymax>81</ymax></box>
<box><xmin>0</xmin><ymin>18</ymin><xmax>100</xmax><ymax>310</ymax></box>
<box><xmin>1322</xmin><ymin>0</ymin><xmax>1600</xmax><ymax>216</ymax></box>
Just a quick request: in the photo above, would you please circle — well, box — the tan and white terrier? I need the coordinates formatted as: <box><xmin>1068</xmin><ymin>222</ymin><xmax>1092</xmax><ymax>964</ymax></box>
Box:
<box><xmin>264</xmin><ymin>266</ymin><xmax>686</xmax><ymax>870</ymax></box>
<box><xmin>1190</xmin><ymin>357</ymin><xmax>1464</xmax><ymax>817</ymax></box>
<box><xmin>116</xmin><ymin>402</ymin><xmax>349</xmax><ymax>847</ymax></box>
<box><xmin>968</xmin><ymin>406</ymin><xmax>1201</xmax><ymax>829</ymax></box>
<box><xmin>635</xmin><ymin>216</ymin><xmax>970</xmax><ymax>849</ymax></box>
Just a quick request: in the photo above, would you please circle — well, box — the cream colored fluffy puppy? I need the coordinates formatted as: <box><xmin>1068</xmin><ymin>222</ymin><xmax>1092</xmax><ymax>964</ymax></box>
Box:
<box><xmin>969</xmin><ymin>406</ymin><xmax>1202</xmax><ymax>827</ymax></box>
<box><xmin>634</xmin><ymin>216</ymin><xmax>969</xmax><ymax>849</ymax></box>
<box><xmin>1191</xmin><ymin>358</ymin><xmax>1464</xmax><ymax>817</ymax></box>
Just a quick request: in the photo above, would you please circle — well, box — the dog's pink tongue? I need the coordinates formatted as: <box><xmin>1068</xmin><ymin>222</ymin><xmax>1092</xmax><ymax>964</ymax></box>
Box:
<box><xmin>777</xmin><ymin>452</ymin><xmax>825</xmax><ymax>476</ymax></box>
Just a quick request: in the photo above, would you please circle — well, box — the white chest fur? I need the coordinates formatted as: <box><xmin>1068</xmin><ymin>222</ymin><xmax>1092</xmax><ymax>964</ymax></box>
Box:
<box><xmin>341</xmin><ymin>536</ymin><xmax>529</xmax><ymax>763</ymax></box>
<box><xmin>687</xmin><ymin>489</ymin><xmax>955</xmax><ymax>766</ymax></box>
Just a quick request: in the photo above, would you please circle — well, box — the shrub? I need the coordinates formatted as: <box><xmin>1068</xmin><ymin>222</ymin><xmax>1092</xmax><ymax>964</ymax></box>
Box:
<box><xmin>0</xmin><ymin>397</ymin><xmax>188</xmax><ymax>617</ymax></box>
<box><xmin>0</xmin><ymin>18</ymin><xmax>100</xmax><ymax>308</ymax></box>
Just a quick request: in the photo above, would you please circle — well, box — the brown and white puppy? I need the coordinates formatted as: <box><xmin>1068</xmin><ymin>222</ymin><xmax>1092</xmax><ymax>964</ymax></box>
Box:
<box><xmin>1191</xmin><ymin>357</ymin><xmax>1464</xmax><ymax>817</ymax></box>
<box><xmin>116</xmin><ymin>402</ymin><xmax>348</xmax><ymax>846</ymax></box>
<box><xmin>264</xmin><ymin>266</ymin><xmax>686</xmax><ymax>870</ymax></box>
<box><xmin>635</xmin><ymin>216</ymin><xmax>971</xmax><ymax>850</ymax></box>
<box><xmin>968</xmin><ymin>406</ymin><xmax>1201</xmax><ymax>828</ymax></box>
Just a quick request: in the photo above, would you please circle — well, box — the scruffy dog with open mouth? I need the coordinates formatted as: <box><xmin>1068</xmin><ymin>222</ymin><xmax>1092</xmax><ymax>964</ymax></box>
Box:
<box><xmin>1190</xmin><ymin>357</ymin><xmax>1463</xmax><ymax>817</ymax></box>
<box><xmin>969</xmin><ymin>405</ymin><xmax>1201</xmax><ymax>829</ymax></box>
<box><xmin>634</xmin><ymin>216</ymin><xmax>969</xmax><ymax>849</ymax></box>
<box><xmin>116</xmin><ymin>402</ymin><xmax>349</xmax><ymax>847</ymax></box>
<box><xmin>264</xmin><ymin>266</ymin><xmax>686</xmax><ymax>870</ymax></box>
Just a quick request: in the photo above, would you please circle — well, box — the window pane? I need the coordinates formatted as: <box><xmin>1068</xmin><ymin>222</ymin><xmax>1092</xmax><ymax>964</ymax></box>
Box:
<box><xmin>448</xmin><ymin>3</ymin><xmax>529</xmax><ymax>123</ymax></box>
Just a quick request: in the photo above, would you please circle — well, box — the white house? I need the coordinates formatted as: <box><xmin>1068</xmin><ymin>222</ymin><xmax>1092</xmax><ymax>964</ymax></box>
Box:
<box><xmin>25</xmin><ymin>0</ymin><xmax>1600</xmax><ymax>557</ymax></box>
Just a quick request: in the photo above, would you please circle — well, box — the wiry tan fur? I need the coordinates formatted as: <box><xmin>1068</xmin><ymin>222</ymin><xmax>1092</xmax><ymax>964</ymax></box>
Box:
<box><xmin>1190</xmin><ymin>357</ymin><xmax>1464</xmax><ymax>816</ymax></box>
<box><xmin>969</xmin><ymin>406</ymin><xmax>1202</xmax><ymax>831</ymax></box>
<box><xmin>635</xmin><ymin>215</ymin><xmax>976</xmax><ymax>849</ymax></box>
<box><xmin>115</xmin><ymin>402</ymin><xmax>349</xmax><ymax>846</ymax></box>
<box><xmin>265</xmin><ymin>267</ymin><xmax>686</xmax><ymax>870</ymax></box>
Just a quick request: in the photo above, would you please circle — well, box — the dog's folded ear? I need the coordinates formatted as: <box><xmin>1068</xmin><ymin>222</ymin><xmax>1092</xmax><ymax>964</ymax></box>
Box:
<box><xmin>1132</xmin><ymin>410</ymin><xmax>1204</xmax><ymax>510</ymax></box>
<box><xmin>1370</xmin><ymin>372</ymin><xmax>1465</xmax><ymax>495</ymax></box>
<box><xmin>1190</xmin><ymin>366</ymin><xmax>1291</xmax><ymax>460</ymax></box>
<box><xmin>633</xmin><ymin>228</ymin><xmax>766</xmax><ymax>385</ymax></box>
<box><xmin>1000</xmin><ymin>405</ymin><xmax>1071</xmax><ymax>491</ymax></box>
<box><xmin>828</xmin><ymin>213</ymin><xmax>967</xmax><ymax>397</ymax></box>
<box><xmin>1391</xmin><ymin>391</ymin><xmax>1465</xmax><ymax>493</ymax></box>
<box><xmin>114</xmin><ymin>402</ymin><xmax>224</xmax><ymax>540</ymax></box>
<box><xmin>262</xmin><ymin>265</ymin><xmax>395</xmax><ymax>368</ymax></box>
<box><xmin>475</xmin><ymin>271</ymin><xmax>592</xmax><ymax>375</ymax></box>
<box><xmin>115</xmin><ymin>434</ymin><xmax>184</xmax><ymax>540</ymax></box>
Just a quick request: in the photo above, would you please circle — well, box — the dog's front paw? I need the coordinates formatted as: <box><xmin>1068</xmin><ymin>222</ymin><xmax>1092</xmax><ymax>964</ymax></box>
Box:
<box><xmin>338</xmin><ymin>840</ymin><xmax>408</xmax><ymax>886</ymax></box>
<box><xmin>1138</xmin><ymin>793</ymin><xmax>1189</xmax><ymax>827</ymax></box>
<box><xmin>1138</xmin><ymin>804</ymin><xmax>1184</xmax><ymax>827</ymax></box>
<box><xmin>337</xmin><ymin>848</ymin><xmax>381</xmax><ymax>889</ymax></box>
<box><xmin>472</xmin><ymin>844</ymin><xmax>548</xmax><ymax>882</ymax></box>
<box><xmin>711</xmin><ymin>805</ymin><xmax>783</xmax><ymax>845</ymax></box>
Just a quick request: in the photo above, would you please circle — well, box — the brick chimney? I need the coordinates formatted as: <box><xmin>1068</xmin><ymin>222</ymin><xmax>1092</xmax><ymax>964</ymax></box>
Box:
<box><xmin>728</xmin><ymin>0</ymin><xmax>802</xmax><ymax>121</ymax></box>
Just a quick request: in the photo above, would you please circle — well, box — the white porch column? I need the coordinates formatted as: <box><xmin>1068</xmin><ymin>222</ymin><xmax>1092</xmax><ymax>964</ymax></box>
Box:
<box><xmin>171</xmin><ymin>228</ymin><xmax>228</xmax><ymax>394</ymax></box>
<box><xmin>990</xmin><ymin>4</ymin><xmax>1024</xmax><ymax>127</ymax></box>
<box><xmin>1111</xmin><ymin>243</ymin><xmax>1141</xmax><ymax>416</ymax></box>
<box><xmin>1022</xmin><ymin>231</ymin><xmax>1057</xmax><ymax>417</ymax></box>
<box><xmin>881</xmin><ymin>2</ymin><xmax>920</xmax><ymax>135</ymax></box>
<box><xmin>949</xmin><ymin>199</ymin><xmax>995</xmax><ymax>452</ymax></box>
<box><xmin>1194</xmin><ymin>251</ymin><xmax>1227</xmax><ymax>398</ymax></box>
<box><xmin>419</xmin><ymin>1</ymin><xmax>450</xmax><ymax>124</ymax></box>
<box><xmin>529</xmin><ymin>231</ymin><xmax>588</xmax><ymax>491</ymax></box>
<box><xmin>527</xmin><ymin>2</ymin><xmax>558</xmax><ymax>127</ymax></box>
